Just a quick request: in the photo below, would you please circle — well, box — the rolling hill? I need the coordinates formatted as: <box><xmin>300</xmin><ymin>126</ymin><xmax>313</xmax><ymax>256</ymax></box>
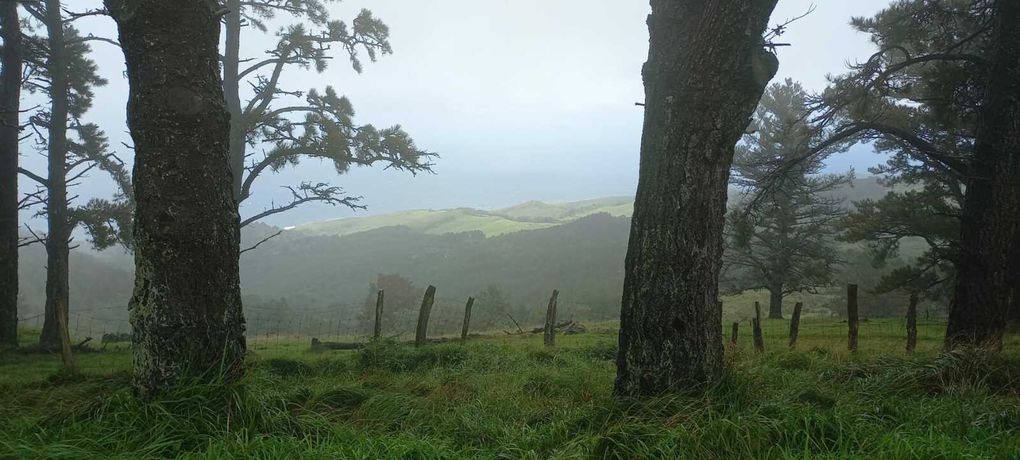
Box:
<box><xmin>291</xmin><ymin>177</ymin><xmax>890</xmax><ymax>239</ymax></box>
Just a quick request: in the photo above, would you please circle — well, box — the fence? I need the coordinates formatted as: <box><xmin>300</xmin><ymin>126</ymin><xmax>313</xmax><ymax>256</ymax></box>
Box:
<box><xmin>11</xmin><ymin>284</ymin><xmax>1007</xmax><ymax>376</ymax></box>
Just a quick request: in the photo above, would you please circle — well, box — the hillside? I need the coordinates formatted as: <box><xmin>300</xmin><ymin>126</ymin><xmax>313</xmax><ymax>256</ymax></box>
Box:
<box><xmin>16</xmin><ymin>178</ymin><xmax>911</xmax><ymax>334</ymax></box>
<box><xmin>293</xmin><ymin>196</ymin><xmax>633</xmax><ymax>238</ymax></box>
<box><xmin>292</xmin><ymin>177</ymin><xmax>888</xmax><ymax>239</ymax></box>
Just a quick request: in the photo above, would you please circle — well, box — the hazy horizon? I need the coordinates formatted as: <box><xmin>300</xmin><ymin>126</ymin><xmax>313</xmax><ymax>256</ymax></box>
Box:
<box><xmin>19</xmin><ymin>0</ymin><xmax>891</xmax><ymax>229</ymax></box>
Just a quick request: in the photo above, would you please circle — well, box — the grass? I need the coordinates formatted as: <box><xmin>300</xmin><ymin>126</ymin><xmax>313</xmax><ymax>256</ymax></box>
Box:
<box><xmin>1</xmin><ymin>319</ymin><xmax>1018</xmax><ymax>459</ymax></box>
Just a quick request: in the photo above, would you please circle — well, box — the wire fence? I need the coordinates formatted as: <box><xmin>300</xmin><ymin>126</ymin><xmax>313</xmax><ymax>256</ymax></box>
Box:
<box><xmin>11</xmin><ymin>288</ymin><xmax>1005</xmax><ymax>378</ymax></box>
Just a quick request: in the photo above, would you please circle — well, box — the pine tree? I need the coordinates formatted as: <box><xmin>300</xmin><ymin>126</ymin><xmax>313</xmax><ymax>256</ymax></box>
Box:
<box><xmin>725</xmin><ymin>80</ymin><xmax>849</xmax><ymax>320</ymax></box>
<box><xmin>616</xmin><ymin>0</ymin><xmax>779</xmax><ymax>396</ymax></box>
<box><xmin>221</xmin><ymin>0</ymin><xmax>435</xmax><ymax>236</ymax></box>
<box><xmin>799</xmin><ymin>0</ymin><xmax>1017</xmax><ymax>344</ymax></box>
<box><xmin>18</xmin><ymin>1</ymin><xmax>131</xmax><ymax>354</ymax></box>
<box><xmin>106</xmin><ymin>0</ymin><xmax>245</xmax><ymax>396</ymax></box>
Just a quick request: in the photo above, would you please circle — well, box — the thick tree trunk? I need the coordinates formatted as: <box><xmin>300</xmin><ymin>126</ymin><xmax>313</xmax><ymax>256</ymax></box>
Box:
<box><xmin>106</xmin><ymin>0</ymin><xmax>245</xmax><ymax>397</ymax></box>
<box><xmin>615</xmin><ymin>0</ymin><xmax>779</xmax><ymax>396</ymax></box>
<box><xmin>768</xmin><ymin>283</ymin><xmax>784</xmax><ymax>319</ymax></box>
<box><xmin>223</xmin><ymin>0</ymin><xmax>246</xmax><ymax>202</ymax></box>
<box><xmin>0</xmin><ymin>2</ymin><xmax>20</xmax><ymax>350</ymax></box>
<box><xmin>39</xmin><ymin>0</ymin><xmax>72</xmax><ymax>358</ymax></box>
<box><xmin>945</xmin><ymin>0</ymin><xmax>1020</xmax><ymax>349</ymax></box>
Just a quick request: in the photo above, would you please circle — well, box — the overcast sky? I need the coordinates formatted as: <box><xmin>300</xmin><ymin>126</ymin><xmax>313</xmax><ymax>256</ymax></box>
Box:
<box><xmin>21</xmin><ymin>0</ymin><xmax>892</xmax><ymax>228</ymax></box>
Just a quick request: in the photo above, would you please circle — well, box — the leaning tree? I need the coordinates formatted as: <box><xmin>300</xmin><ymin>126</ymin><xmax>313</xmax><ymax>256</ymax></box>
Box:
<box><xmin>222</xmin><ymin>0</ymin><xmax>434</xmax><ymax>237</ymax></box>
<box><xmin>616</xmin><ymin>0</ymin><xmax>779</xmax><ymax>396</ymax></box>
<box><xmin>770</xmin><ymin>0</ymin><xmax>1017</xmax><ymax>345</ymax></box>
<box><xmin>106</xmin><ymin>0</ymin><xmax>245</xmax><ymax>396</ymax></box>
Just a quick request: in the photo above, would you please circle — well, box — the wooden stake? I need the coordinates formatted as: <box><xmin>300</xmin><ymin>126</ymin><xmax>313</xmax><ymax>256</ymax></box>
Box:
<box><xmin>461</xmin><ymin>297</ymin><xmax>475</xmax><ymax>342</ymax></box>
<box><xmin>415</xmin><ymin>285</ymin><xmax>436</xmax><ymax>347</ymax></box>
<box><xmin>906</xmin><ymin>292</ymin><xmax>918</xmax><ymax>354</ymax></box>
<box><xmin>373</xmin><ymin>289</ymin><xmax>384</xmax><ymax>341</ymax></box>
<box><xmin>788</xmin><ymin>302</ymin><xmax>803</xmax><ymax>349</ymax></box>
<box><xmin>543</xmin><ymin>290</ymin><xmax>559</xmax><ymax>347</ymax></box>
<box><xmin>847</xmin><ymin>284</ymin><xmax>859</xmax><ymax>352</ymax></box>
<box><xmin>752</xmin><ymin>302</ymin><xmax>764</xmax><ymax>352</ymax></box>
<box><xmin>730</xmin><ymin>321</ymin><xmax>739</xmax><ymax>345</ymax></box>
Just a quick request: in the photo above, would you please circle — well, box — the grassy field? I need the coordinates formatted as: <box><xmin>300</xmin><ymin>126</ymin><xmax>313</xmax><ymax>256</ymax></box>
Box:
<box><xmin>1</xmin><ymin>320</ymin><xmax>1018</xmax><ymax>459</ymax></box>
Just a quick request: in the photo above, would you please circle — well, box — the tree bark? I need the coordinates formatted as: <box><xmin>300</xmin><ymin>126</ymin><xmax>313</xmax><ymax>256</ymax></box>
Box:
<box><xmin>945</xmin><ymin>0</ymin><xmax>1020</xmax><ymax>349</ymax></box>
<box><xmin>222</xmin><ymin>0</ymin><xmax>246</xmax><ymax>201</ymax></box>
<box><xmin>0</xmin><ymin>1</ymin><xmax>20</xmax><ymax>351</ymax></box>
<box><xmin>106</xmin><ymin>0</ymin><xmax>245</xmax><ymax>397</ymax></box>
<box><xmin>615</xmin><ymin>0</ymin><xmax>779</xmax><ymax>396</ymax></box>
<box><xmin>39</xmin><ymin>0</ymin><xmax>72</xmax><ymax>357</ymax></box>
<box><xmin>768</xmin><ymin>283</ymin><xmax>784</xmax><ymax>319</ymax></box>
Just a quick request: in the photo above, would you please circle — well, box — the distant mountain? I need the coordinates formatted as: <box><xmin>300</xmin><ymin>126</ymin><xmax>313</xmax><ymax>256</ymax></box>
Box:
<box><xmin>292</xmin><ymin>177</ymin><xmax>891</xmax><ymax>239</ymax></box>
<box><xmin>293</xmin><ymin>196</ymin><xmax>633</xmax><ymax>238</ymax></box>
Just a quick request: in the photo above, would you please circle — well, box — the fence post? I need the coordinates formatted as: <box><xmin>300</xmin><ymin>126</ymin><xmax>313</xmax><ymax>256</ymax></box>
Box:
<box><xmin>415</xmin><ymin>285</ymin><xmax>436</xmax><ymax>347</ymax></box>
<box><xmin>788</xmin><ymin>302</ymin><xmax>803</xmax><ymax>349</ymax></box>
<box><xmin>847</xmin><ymin>284</ymin><xmax>859</xmax><ymax>352</ymax></box>
<box><xmin>543</xmin><ymin>290</ymin><xmax>559</xmax><ymax>347</ymax></box>
<box><xmin>730</xmin><ymin>321</ymin><xmax>739</xmax><ymax>345</ymax></box>
<box><xmin>374</xmin><ymin>289</ymin><xmax>384</xmax><ymax>340</ymax></box>
<box><xmin>906</xmin><ymin>291</ymin><xmax>918</xmax><ymax>354</ymax></box>
<box><xmin>461</xmin><ymin>297</ymin><xmax>475</xmax><ymax>343</ymax></box>
<box><xmin>753</xmin><ymin>302</ymin><xmax>764</xmax><ymax>353</ymax></box>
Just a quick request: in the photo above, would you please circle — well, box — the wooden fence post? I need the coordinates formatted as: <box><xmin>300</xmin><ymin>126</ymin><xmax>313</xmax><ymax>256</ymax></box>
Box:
<box><xmin>415</xmin><ymin>285</ymin><xmax>436</xmax><ymax>347</ymax></box>
<box><xmin>543</xmin><ymin>290</ymin><xmax>559</xmax><ymax>347</ymax></box>
<box><xmin>373</xmin><ymin>289</ymin><xmax>384</xmax><ymax>340</ymax></box>
<box><xmin>906</xmin><ymin>292</ymin><xmax>918</xmax><ymax>354</ymax></box>
<box><xmin>847</xmin><ymin>284</ymin><xmax>859</xmax><ymax>352</ymax></box>
<box><xmin>461</xmin><ymin>297</ymin><xmax>475</xmax><ymax>343</ymax></box>
<box><xmin>730</xmin><ymin>321</ymin><xmax>739</xmax><ymax>345</ymax></box>
<box><xmin>752</xmin><ymin>301</ymin><xmax>764</xmax><ymax>352</ymax></box>
<box><xmin>788</xmin><ymin>302</ymin><xmax>803</xmax><ymax>349</ymax></box>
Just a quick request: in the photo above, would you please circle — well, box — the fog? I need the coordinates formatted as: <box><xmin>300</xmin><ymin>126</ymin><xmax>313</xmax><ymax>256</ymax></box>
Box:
<box><xmin>19</xmin><ymin>0</ymin><xmax>889</xmax><ymax>229</ymax></box>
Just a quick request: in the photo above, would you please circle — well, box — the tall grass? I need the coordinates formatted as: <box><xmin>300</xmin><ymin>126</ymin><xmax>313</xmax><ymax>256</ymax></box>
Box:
<box><xmin>1</xmin><ymin>320</ymin><xmax>1018</xmax><ymax>459</ymax></box>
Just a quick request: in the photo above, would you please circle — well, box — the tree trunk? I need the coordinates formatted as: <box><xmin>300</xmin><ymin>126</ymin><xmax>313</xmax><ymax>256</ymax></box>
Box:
<box><xmin>222</xmin><ymin>0</ymin><xmax>246</xmax><ymax>202</ymax></box>
<box><xmin>945</xmin><ymin>0</ymin><xmax>1020</xmax><ymax>349</ymax></box>
<box><xmin>615</xmin><ymin>0</ymin><xmax>779</xmax><ymax>396</ymax></box>
<box><xmin>0</xmin><ymin>2</ymin><xmax>20</xmax><ymax>351</ymax></box>
<box><xmin>39</xmin><ymin>0</ymin><xmax>72</xmax><ymax>357</ymax></box>
<box><xmin>106</xmin><ymin>0</ymin><xmax>245</xmax><ymax>397</ymax></box>
<box><xmin>730</xmin><ymin>321</ymin><xmax>738</xmax><ymax>345</ymax></box>
<box><xmin>768</xmin><ymin>284</ymin><xmax>784</xmax><ymax>319</ymax></box>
